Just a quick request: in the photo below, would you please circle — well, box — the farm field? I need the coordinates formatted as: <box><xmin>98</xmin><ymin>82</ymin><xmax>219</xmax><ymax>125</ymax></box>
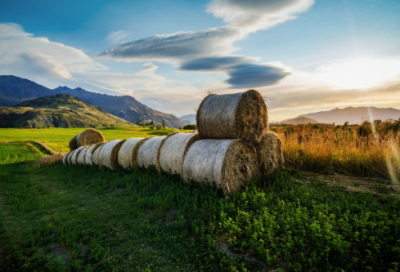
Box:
<box><xmin>1</xmin><ymin>127</ymin><xmax>400</xmax><ymax>271</ymax></box>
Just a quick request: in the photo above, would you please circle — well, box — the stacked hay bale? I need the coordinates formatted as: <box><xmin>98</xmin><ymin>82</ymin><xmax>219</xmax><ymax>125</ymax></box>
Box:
<box><xmin>69</xmin><ymin>128</ymin><xmax>105</xmax><ymax>151</ymax></box>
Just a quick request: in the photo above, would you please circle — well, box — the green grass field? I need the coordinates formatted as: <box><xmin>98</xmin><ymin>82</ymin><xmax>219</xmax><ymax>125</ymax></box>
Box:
<box><xmin>1</xmin><ymin>129</ymin><xmax>400</xmax><ymax>271</ymax></box>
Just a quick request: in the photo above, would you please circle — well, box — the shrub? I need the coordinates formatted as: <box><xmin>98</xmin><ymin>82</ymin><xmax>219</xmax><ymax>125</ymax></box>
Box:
<box><xmin>183</xmin><ymin>124</ymin><xmax>197</xmax><ymax>130</ymax></box>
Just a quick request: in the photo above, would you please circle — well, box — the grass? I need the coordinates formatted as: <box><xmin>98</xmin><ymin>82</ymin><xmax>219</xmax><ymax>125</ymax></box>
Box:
<box><xmin>271</xmin><ymin>120</ymin><xmax>400</xmax><ymax>180</ymax></box>
<box><xmin>1</xmin><ymin>142</ymin><xmax>400</xmax><ymax>271</ymax></box>
<box><xmin>0</xmin><ymin>127</ymin><xmax>182</xmax><ymax>153</ymax></box>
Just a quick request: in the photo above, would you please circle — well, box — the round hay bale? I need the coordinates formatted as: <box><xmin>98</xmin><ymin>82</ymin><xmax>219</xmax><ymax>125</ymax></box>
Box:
<box><xmin>69</xmin><ymin>128</ymin><xmax>105</xmax><ymax>151</ymax></box>
<box><xmin>68</xmin><ymin>148</ymin><xmax>78</xmax><ymax>164</ymax></box>
<box><xmin>196</xmin><ymin>89</ymin><xmax>268</xmax><ymax>143</ymax></box>
<box><xmin>137</xmin><ymin>136</ymin><xmax>166</xmax><ymax>169</ymax></box>
<box><xmin>157</xmin><ymin>132</ymin><xmax>199</xmax><ymax>177</ymax></box>
<box><xmin>63</xmin><ymin>152</ymin><xmax>70</xmax><ymax>165</ymax></box>
<box><xmin>258</xmin><ymin>132</ymin><xmax>284</xmax><ymax>177</ymax></box>
<box><xmin>77</xmin><ymin>146</ymin><xmax>88</xmax><ymax>165</ymax></box>
<box><xmin>71</xmin><ymin>146</ymin><xmax>85</xmax><ymax>165</ymax></box>
<box><xmin>92</xmin><ymin>142</ymin><xmax>106</xmax><ymax>166</ymax></box>
<box><xmin>98</xmin><ymin>140</ymin><xmax>126</xmax><ymax>170</ymax></box>
<box><xmin>117</xmin><ymin>138</ymin><xmax>145</xmax><ymax>169</ymax></box>
<box><xmin>85</xmin><ymin>143</ymin><xmax>103</xmax><ymax>166</ymax></box>
<box><xmin>183</xmin><ymin>139</ymin><xmax>260</xmax><ymax>195</ymax></box>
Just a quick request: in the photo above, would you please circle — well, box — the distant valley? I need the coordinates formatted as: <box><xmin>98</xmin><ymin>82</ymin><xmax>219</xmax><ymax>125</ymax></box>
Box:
<box><xmin>0</xmin><ymin>75</ymin><xmax>189</xmax><ymax>128</ymax></box>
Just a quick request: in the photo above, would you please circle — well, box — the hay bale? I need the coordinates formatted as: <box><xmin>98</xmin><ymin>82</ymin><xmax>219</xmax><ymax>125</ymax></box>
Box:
<box><xmin>137</xmin><ymin>136</ymin><xmax>166</xmax><ymax>169</ymax></box>
<box><xmin>92</xmin><ymin>143</ymin><xmax>106</xmax><ymax>166</ymax></box>
<box><xmin>157</xmin><ymin>132</ymin><xmax>199</xmax><ymax>176</ymax></box>
<box><xmin>98</xmin><ymin>140</ymin><xmax>126</xmax><ymax>170</ymax></box>
<box><xmin>196</xmin><ymin>89</ymin><xmax>268</xmax><ymax>143</ymax></box>
<box><xmin>63</xmin><ymin>152</ymin><xmax>70</xmax><ymax>165</ymax></box>
<box><xmin>71</xmin><ymin>146</ymin><xmax>85</xmax><ymax>165</ymax></box>
<box><xmin>39</xmin><ymin>153</ymin><xmax>64</xmax><ymax>168</ymax></box>
<box><xmin>183</xmin><ymin>139</ymin><xmax>260</xmax><ymax>195</ymax></box>
<box><xmin>77</xmin><ymin>146</ymin><xmax>88</xmax><ymax>165</ymax></box>
<box><xmin>258</xmin><ymin>132</ymin><xmax>284</xmax><ymax>177</ymax></box>
<box><xmin>117</xmin><ymin>138</ymin><xmax>145</xmax><ymax>169</ymax></box>
<box><xmin>85</xmin><ymin>143</ymin><xmax>103</xmax><ymax>166</ymax></box>
<box><xmin>67</xmin><ymin>149</ymin><xmax>78</xmax><ymax>164</ymax></box>
<box><xmin>69</xmin><ymin>128</ymin><xmax>105</xmax><ymax>151</ymax></box>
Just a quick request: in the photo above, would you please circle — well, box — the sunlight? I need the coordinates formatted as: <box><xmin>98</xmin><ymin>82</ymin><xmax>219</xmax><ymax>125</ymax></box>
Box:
<box><xmin>317</xmin><ymin>58</ymin><xmax>400</xmax><ymax>89</ymax></box>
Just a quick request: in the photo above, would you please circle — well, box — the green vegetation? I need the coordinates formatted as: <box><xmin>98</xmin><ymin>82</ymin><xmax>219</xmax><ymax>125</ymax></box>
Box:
<box><xmin>1</xmin><ymin>142</ymin><xmax>400</xmax><ymax>271</ymax></box>
<box><xmin>0</xmin><ymin>127</ymin><xmax>181</xmax><ymax>153</ymax></box>
<box><xmin>183</xmin><ymin>124</ymin><xmax>197</xmax><ymax>130</ymax></box>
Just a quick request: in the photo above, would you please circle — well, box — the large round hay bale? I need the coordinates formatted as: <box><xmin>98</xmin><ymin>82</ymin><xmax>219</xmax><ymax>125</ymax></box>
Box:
<box><xmin>258</xmin><ymin>132</ymin><xmax>284</xmax><ymax>177</ymax></box>
<box><xmin>183</xmin><ymin>139</ymin><xmax>260</xmax><ymax>195</ymax></box>
<box><xmin>92</xmin><ymin>143</ymin><xmax>106</xmax><ymax>166</ymax></box>
<box><xmin>98</xmin><ymin>140</ymin><xmax>126</xmax><ymax>170</ymax></box>
<box><xmin>63</xmin><ymin>152</ymin><xmax>70</xmax><ymax>165</ymax></box>
<box><xmin>85</xmin><ymin>143</ymin><xmax>103</xmax><ymax>166</ymax></box>
<box><xmin>137</xmin><ymin>136</ymin><xmax>166</xmax><ymax>169</ymax></box>
<box><xmin>69</xmin><ymin>128</ymin><xmax>105</xmax><ymax>151</ymax></box>
<box><xmin>68</xmin><ymin>148</ymin><xmax>78</xmax><ymax>164</ymax></box>
<box><xmin>117</xmin><ymin>138</ymin><xmax>145</xmax><ymax>169</ymax></box>
<box><xmin>196</xmin><ymin>90</ymin><xmax>268</xmax><ymax>143</ymax></box>
<box><xmin>157</xmin><ymin>132</ymin><xmax>199</xmax><ymax>176</ymax></box>
<box><xmin>71</xmin><ymin>146</ymin><xmax>85</xmax><ymax>165</ymax></box>
<box><xmin>77</xmin><ymin>146</ymin><xmax>88</xmax><ymax>165</ymax></box>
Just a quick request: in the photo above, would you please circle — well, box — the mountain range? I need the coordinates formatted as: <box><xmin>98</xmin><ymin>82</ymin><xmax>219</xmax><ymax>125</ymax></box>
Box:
<box><xmin>0</xmin><ymin>93</ymin><xmax>133</xmax><ymax>128</ymax></box>
<box><xmin>0</xmin><ymin>75</ymin><xmax>189</xmax><ymax>128</ymax></box>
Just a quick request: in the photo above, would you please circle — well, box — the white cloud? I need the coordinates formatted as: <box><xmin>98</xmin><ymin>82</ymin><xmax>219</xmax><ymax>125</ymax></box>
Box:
<box><xmin>106</xmin><ymin>30</ymin><xmax>129</xmax><ymax>44</ymax></box>
<box><xmin>140</xmin><ymin>62</ymin><xmax>158</xmax><ymax>74</ymax></box>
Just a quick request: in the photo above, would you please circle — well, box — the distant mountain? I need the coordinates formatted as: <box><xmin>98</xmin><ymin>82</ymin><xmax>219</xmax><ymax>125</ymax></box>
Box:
<box><xmin>0</xmin><ymin>93</ymin><xmax>134</xmax><ymax>128</ymax></box>
<box><xmin>0</xmin><ymin>75</ymin><xmax>55</xmax><ymax>105</ymax></box>
<box><xmin>282</xmin><ymin>117</ymin><xmax>319</xmax><ymax>125</ymax></box>
<box><xmin>299</xmin><ymin>107</ymin><xmax>400</xmax><ymax>125</ymax></box>
<box><xmin>180</xmin><ymin>114</ymin><xmax>196</xmax><ymax>124</ymax></box>
<box><xmin>54</xmin><ymin>86</ymin><xmax>189</xmax><ymax>128</ymax></box>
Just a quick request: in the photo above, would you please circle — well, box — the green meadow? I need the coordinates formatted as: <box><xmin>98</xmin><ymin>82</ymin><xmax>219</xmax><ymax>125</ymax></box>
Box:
<box><xmin>1</xmin><ymin>128</ymin><xmax>400</xmax><ymax>271</ymax></box>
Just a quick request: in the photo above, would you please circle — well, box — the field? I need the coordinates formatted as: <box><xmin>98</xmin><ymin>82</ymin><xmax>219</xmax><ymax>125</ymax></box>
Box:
<box><xmin>1</xmin><ymin>126</ymin><xmax>400</xmax><ymax>271</ymax></box>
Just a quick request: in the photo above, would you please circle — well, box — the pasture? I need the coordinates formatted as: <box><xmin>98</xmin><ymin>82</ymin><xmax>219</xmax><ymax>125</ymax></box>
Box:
<box><xmin>1</xmin><ymin>127</ymin><xmax>400</xmax><ymax>271</ymax></box>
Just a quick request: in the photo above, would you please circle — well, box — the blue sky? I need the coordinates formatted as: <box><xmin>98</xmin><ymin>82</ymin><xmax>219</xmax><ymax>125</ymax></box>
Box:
<box><xmin>1</xmin><ymin>0</ymin><xmax>400</xmax><ymax>120</ymax></box>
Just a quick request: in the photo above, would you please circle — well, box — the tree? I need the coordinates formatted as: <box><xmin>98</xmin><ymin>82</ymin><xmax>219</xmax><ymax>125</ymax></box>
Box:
<box><xmin>142</xmin><ymin>121</ymin><xmax>145</xmax><ymax>127</ymax></box>
<box><xmin>162</xmin><ymin>120</ymin><xmax>166</xmax><ymax>130</ymax></box>
<box><xmin>183</xmin><ymin>124</ymin><xmax>197</xmax><ymax>130</ymax></box>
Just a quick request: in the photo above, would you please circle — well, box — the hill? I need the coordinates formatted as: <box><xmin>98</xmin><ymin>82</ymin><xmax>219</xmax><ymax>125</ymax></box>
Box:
<box><xmin>282</xmin><ymin>117</ymin><xmax>319</xmax><ymax>125</ymax></box>
<box><xmin>0</xmin><ymin>75</ymin><xmax>55</xmax><ymax>105</ymax></box>
<box><xmin>180</xmin><ymin>114</ymin><xmax>196</xmax><ymax>124</ymax></box>
<box><xmin>300</xmin><ymin>107</ymin><xmax>400</xmax><ymax>124</ymax></box>
<box><xmin>54</xmin><ymin>86</ymin><xmax>189</xmax><ymax>128</ymax></box>
<box><xmin>0</xmin><ymin>93</ymin><xmax>134</xmax><ymax>128</ymax></box>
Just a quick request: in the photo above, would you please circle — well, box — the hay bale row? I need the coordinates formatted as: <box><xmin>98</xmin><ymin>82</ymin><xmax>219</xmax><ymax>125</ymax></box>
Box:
<box><xmin>98</xmin><ymin>140</ymin><xmax>126</xmax><ymax>170</ymax></box>
<box><xmin>137</xmin><ymin>136</ymin><xmax>166</xmax><ymax>169</ymax></box>
<box><xmin>69</xmin><ymin>128</ymin><xmax>105</xmax><ymax>151</ymax></box>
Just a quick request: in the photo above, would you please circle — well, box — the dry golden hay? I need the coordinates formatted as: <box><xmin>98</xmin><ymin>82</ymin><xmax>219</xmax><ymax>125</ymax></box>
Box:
<box><xmin>183</xmin><ymin>139</ymin><xmax>260</xmax><ymax>195</ymax></box>
<box><xmin>157</xmin><ymin>132</ymin><xmax>199</xmax><ymax>177</ymax></box>
<box><xmin>131</xmin><ymin>137</ymin><xmax>153</xmax><ymax>169</ymax></box>
<box><xmin>196</xmin><ymin>89</ymin><xmax>268</xmax><ymax>143</ymax></box>
<box><xmin>71</xmin><ymin>146</ymin><xmax>85</xmax><ymax>165</ymax></box>
<box><xmin>63</xmin><ymin>152</ymin><xmax>70</xmax><ymax>165</ymax></box>
<box><xmin>257</xmin><ymin>132</ymin><xmax>284</xmax><ymax>177</ymax></box>
<box><xmin>92</xmin><ymin>142</ymin><xmax>106</xmax><ymax>166</ymax></box>
<box><xmin>68</xmin><ymin>148</ymin><xmax>78</xmax><ymax>164</ymax></box>
<box><xmin>98</xmin><ymin>140</ymin><xmax>126</xmax><ymax>170</ymax></box>
<box><xmin>38</xmin><ymin>153</ymin><xmax>65</xmax><ymax>168</ymax></box>
<box><xmin>77</xmin><ymin>146</ymin><xmax>88</xmax><ymax>165</ymax></box>
<box><xmin>117</xmin><ymin>138</ymin><xmax>145</xmax><ymax>169</ymax></box>
<box><xmin>137</xmin><ymin>136</ymin><xmax>166</xmax><ymax>169</ymax></box>
<box><xmin>85</xmin><ymin>143</ymin><xmax>101</xmax><ymax>166</ymax></box>
<box><xmin>69</xmin><ymin>128</ymin><xmax>105</xmax><ymax>151</ymax></box>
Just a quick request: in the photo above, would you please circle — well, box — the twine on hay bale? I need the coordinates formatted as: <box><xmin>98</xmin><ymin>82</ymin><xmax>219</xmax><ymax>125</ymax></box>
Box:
<box><xmin>157</xmin><ymin>132</ymin><xmax>199</xmax><ymax>177</ymax></box>
<box><xmin>69</xmin><ymin>128</ymin><xmax>105</xmax><ymax>151</ymax></box>
<box><xmin>257</xmin><ymin>132</ymin><xmax>284</xmax><ymax>177</ymax></box>
<box><xmin>85</xmin><ymin>143</ymin><xmax>103</xmax><ymax>166</ymax></box>
<box><xmin>137</xmin><ymin>136</ymin><xmax>166</xmax><ymax>169</ymax></box>
<box><xmin>71</xmin><ymin>146</ymin><xmax>85</xmax><ymax>165</ymax></box>
<box><xmin>92</xmin><ymin>142</ymin><xmax>106</xmax><ymax>166</ymax></box>
<box><xmin>196</xmin><ymin>89</ymin><xmax>268</xmax><ymax>143</ymax></box>
<box><xmin>183</xmin><ymin>139</ymin><xmax>260</xmax><ymax>195</ymax></box>
<box><xmin>77</xmin><ymin>146</ymin><xmax>88</xmax><ymax>165</ymax></box>
<box><xmin>98</xmin><ymin>140</ymin><xmax>126</xmax><ymax>170</ymax></box>
<box><xmin>117</xmin><ymin>138</ymin><xmax>145</xmax><ymax>169</ymax></box>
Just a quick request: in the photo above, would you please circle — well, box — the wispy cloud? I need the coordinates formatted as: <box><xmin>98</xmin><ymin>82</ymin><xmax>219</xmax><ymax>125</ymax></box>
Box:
<box><xmin>106</xmin><ymin>30</ymin><xmax>129</xmax><ymax>44</ymax></box>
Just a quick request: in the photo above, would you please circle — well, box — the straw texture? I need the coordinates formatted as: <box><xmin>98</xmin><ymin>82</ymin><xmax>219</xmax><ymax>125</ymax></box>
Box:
<box><xmin>69</xmin><ymin>128</ymin><xmax>105</xmax><ymax>151</ymax></box>
<box><xmin>92</xmin><ymin>143</ymin><xmax>106</xmax><ymax>166</ymax></box>
<box><xmin>71</xmin><ymin>146</ymin><xmax>85</xmax><ymax>165</ymax></box>
<box><xmin>77</xmin><ymin>147</ymin><xmax>87</xmax><ymax>165</ymax></box>
<box><xmin>157</xmin><ymin>132</ymin><xmax>199</xmax><ymax>177</ymax></box>
<box><xmin>98</xmin><ymin>140</ymin><xmax>126</xmax><ymax>170</ymax></box>
<box><xmin>117</xmin><ymin>138</ymin><xmax>145</xmax><ymax>169</ymax></box>
<box><xmin>63</xmin><ymin>152</ymin><xmax>70</xmax><ymax>165</ymax></box>
<box><xmin>258</xmin><ymin>132</ymin><xmax>284</xmax><ymax>176</ymax></box>
<box><xmin>137</xmin><ymin>136</ymin><xmax>166</xmax><ymax>169</ymax></box>
<box><xmin>196</xmin><ymin>89</ymin><xmax>268</xmax><ymax>143</ymax></box>
<box><xmin>183</xmin><ymin>139</ymin><xmax>260</xmax><ymax>195</ymax></box>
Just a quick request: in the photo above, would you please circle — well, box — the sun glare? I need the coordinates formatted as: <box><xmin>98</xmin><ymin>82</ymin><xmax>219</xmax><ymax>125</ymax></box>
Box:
<box><xmin>317</xmin><ymin>58</ymin><xmax>400</xmax><ymax>89</ymax></box>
